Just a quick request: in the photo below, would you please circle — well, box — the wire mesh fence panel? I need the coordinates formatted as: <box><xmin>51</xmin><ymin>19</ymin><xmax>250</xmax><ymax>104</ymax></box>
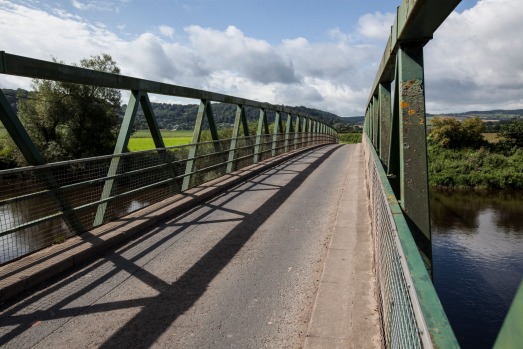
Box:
<box><xmin>0</xmin><ymin>132</ymin><xmax>336</xmax><ymax>264</ymax></box>
<box><xmin>364</xmin><ymin>136</ymin><xmax>425</xmax><ymax>349</ymax></box>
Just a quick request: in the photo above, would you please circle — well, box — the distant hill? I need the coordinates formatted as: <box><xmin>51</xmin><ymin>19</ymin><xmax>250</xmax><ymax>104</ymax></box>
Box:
<box><xmin>428</xmin><ymin>110</ymin><xmax>523</xmax><ymax>120</ymax></box>
<box><xmin>7</xmin><ymin>88</ymin><xmax>521</xmax><ymax>131</ymax></box>
<box><xmin>127</xmin><ymin>102</ymin><xmax>359</xmax><ymax>131</ymax></box>
<box><xmin>2</xmin><ymin>88</ymin><xmax>359</xmax><ymax>132</ymax></box>
<box><xmin>342</xmin><ymin>116</ymin><xmax>364</xmax><ymax>124</ymax></box>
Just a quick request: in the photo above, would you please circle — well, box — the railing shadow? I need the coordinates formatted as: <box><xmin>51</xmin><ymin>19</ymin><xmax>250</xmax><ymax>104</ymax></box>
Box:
<box><xmin>0</xmin><ymin>144</ymin><xmax>342</xmax><ymax>347</ymax></box>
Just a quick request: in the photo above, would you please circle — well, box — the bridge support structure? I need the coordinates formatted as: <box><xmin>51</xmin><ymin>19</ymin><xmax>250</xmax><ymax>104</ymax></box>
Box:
<box><xmin>363</xmin><ymin>0</ymin><xmax>464</xmax><ymax>348</ymax></box>
<box><xmin>0</xmin><ymin>51</ymin><xmax>337</xmax><ymax>266</ymax></box>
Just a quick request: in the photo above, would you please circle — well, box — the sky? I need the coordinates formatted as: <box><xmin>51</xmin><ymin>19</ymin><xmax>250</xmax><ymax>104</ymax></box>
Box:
<box><xmin>0</xmin><ymin>0</ymin><xmax>522</xmax><ymax>117</ymax></box>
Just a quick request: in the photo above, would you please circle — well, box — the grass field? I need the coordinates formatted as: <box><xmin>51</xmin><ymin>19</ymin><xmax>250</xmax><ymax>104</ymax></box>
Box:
<box><xmin>483</xmin><ymin>132</ymin><xmax>503</xmax><ymax>143</ymax></box>
<box><xmin>131</xmin><ymin>129</ymin><xmax>194</xmax><ymax>138</ymax></box>
<box><xmin>338</xmin><ymin>133</ymin><xmax>362</xmax><ymax>144</ymax></box>
<box><xmin>128</xmin><ymin>129</ymin><xmax>193</xmax><ymax>151</ymax></box>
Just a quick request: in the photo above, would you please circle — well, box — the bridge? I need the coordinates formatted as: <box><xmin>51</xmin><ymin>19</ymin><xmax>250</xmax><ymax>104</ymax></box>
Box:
<box><xmin>0</xmin><ymin>1</ymin><xmax>521</xmax><ymax>348</ymax></box>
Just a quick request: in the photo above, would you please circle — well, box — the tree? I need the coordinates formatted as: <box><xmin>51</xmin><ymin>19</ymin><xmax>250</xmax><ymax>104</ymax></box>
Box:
<box><xmin>15</xmin><ymin>54</ymin><xmax>121</xmax><ymax>164</ymax></box>
<box><xmin>499</xmin><ymin>120</ymin><xmax>523</xmax><ymax>147</ymax></box>
<box><xmin>428</xmin><ymin>116</ymin><xmax>486</xmax><ymax>149</ymax></box>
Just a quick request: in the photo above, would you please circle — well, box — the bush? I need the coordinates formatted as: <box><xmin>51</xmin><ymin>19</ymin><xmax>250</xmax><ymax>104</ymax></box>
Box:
<box><xmin>428</xmin><ymin>144</ymin><xmax>523</xmax><ymax>189</ymax></box>
<box><xmin>428</xmin><ymin>116</ymin><xmax>486</xmax><ymax>149</ymax></box>
<box><xmin>499</xmin><ymin>120</ymin><xmax>523</xmax><ymax>148</ymax></box>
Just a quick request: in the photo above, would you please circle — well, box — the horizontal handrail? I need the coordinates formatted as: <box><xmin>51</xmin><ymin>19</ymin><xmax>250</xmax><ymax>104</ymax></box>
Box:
<box><xmin>1</xmin><ymin>51</ymin><xmax>313</xmax><ymax>118</ymax></box>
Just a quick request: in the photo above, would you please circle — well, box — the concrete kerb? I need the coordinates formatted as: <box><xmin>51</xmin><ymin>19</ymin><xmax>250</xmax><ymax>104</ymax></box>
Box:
<box><xmin>0</xmin><ymin>144</ymin><xmax>331</xmax><ymax>304</ymax></box>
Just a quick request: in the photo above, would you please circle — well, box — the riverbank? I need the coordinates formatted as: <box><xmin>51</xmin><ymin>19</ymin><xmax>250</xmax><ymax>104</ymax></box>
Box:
<box><xmin>428</xmin><ymin>145</ymin><xmax>523</xmax><ymax>190</ymax></box>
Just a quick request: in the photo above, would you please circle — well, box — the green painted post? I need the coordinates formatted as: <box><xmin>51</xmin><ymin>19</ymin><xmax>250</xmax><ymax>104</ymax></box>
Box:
<box><xmin>307</xmin><ymin>118</ymin><xmax>312</xmax><ymax>145</ymax></box>
<box><xmin>254</xmin><ymin>108</ymin><xmax>269</xmax><ymax>163</ymax></box>
<box><xmin>0</xmin><ymin>90</ymin><xmax>45</xmax><ymax>165</ymax></box>
<box><xmin>284</xmin><ymin>113</ymin><xmax>293</xmax><ymax>152</ymax></box>
<box><xmin>369</xmin><ymin>106</ymin><xmax>373</xmax><ymax>137</ymax></box>
<box><xmin>140</xmin><ymin>93</ymin><xmax>165</xmax><ymax>149</ymax></box>
<box><xmin>493</xmin><ymin>280</ymin><xmax>523</xmax><ymax>349</ymax></box>
<box><xmin>294</xmin><ymin>115</ymin><xmax>302</xmax><ymax>149</ymax></box>
<box><xmin>94</xmin><ymin>90</ymin><xmax>141</xmax><ymax>226</ymax></box>
<box><xmin>139</xmin><ymin>92</ymin><xmax>179</xmax><ymax>193</ymax></box>
<box><xmin>313</xmin><ymin>120</ymin><xmax>319</xmax><ymax>144</ymax></box>
<box><xmin>388</xmin><ymin>58</ymin><xmax>401</xmax><ymax>198</ymax></box>
<box><xmin>364</xmin><ymin>109</ymin><xmax>368</xmax><ymax>136</ymax></box>
<box><xmin>272</xmin><ymin>111</ymin><xmax>282</xmax><ymax>157</ymax></box>
<box><xmin>227</xmin><ymin>104</ymin><xmax>248</xmax><ymax>173</ymax></box>
<box><xmin>0</xmin><ymin>89</ymin><xmax>85</xmax><ymax>234</ymax></box>
<box><xmin>379</xmin><ymin>82</ymin><xmax>392</xmax><ymax>167</ymax></box>
<box><xmin>373</xmin><ymin>95</ymin><xmax>380</xmax><ymax>152</ymax></box>
<box><xmin>397</xmin><ymin>44</ymin><xmax>432</xmax><ymax>266</ymax></box>
<box><xmin>369</xmin><ymin>103</ymin><xmax>374</xmax><ymax>144</ymax></box>
<box><xmin>182</xmin><ymin>99</ymin><xmax>219</xmax><ymax>191</ymax></box>
<box><xmin>309</xmin><ymin>119</ymin><xmax>316</xmax><ymax>145</ymax></box>
<box><xmin>205</xmin><ymin>102</ymin><xmax>221</xmax><ymax>152</ymax></box>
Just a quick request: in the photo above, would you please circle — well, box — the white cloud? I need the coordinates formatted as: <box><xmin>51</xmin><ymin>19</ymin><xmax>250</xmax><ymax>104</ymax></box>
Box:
<box><xmin>425</xmin><ymin>0</ymin><xmax>523</xmax><ymax>112</ymax></box>
<box><xmin>158</xmin><ymin>25</ymin><xmax>175</xmax><ymax>39</ymax></box>
<box><xmin>185</xmin><ymin>25</ymin><xmax>299</xmax><ymax>85</ymax></box>
<box><xmin>71</xmin><ymin>0</ymin><xmax>128</xmax><ymax>12</ymax></box>
<box><xmin>357</xmin><ymin>12</ymin><xmax>395</xmax><ymax>41</ymax></box>
<box><xmin>0</xmin><ymin>2</ymin><xmax>391</xmax><ymax>116</ymax></box>
<box><xmin>1</xmin><ymin>0</ymin><xmax>521</xmax><ymax>116</ymax></box>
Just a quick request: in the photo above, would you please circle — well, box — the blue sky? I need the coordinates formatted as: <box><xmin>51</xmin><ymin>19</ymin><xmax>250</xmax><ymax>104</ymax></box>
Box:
<box><xmin>1</xmin><ymin>0</ymin><xmax>521</xmax><ymax>116</ymax></box>
<box><xmin>40</xmin><ymin>1</ymin><xmax>398</xmax><ymax>43</ymax></box>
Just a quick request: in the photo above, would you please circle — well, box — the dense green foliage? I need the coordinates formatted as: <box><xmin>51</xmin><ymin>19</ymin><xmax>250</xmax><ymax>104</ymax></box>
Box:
<box><xmin>4</xmin><ymin>54</ymin><xmax>121</xmax><ymax>165</ymax></box>
<box><xmin>428</xmin><ymin>146</ymin><xmax>523</xmax><ymax>189</ymax></box>
<box><xmin>499</xmin><ymin>120</ymin><xmax>523</xmax><ymax>147</ymax></box>
<box><xmin>338</xmin><ymin>133</ymin><xmax>362</xmax><ymax>144</ymax></box>
<box><xmin>428</xmin><ymin>116</ymin><xmax>523</xmax><ymax>189</ymax></box>
<box><xmin>428</xmin><ymin>116</ymin><xmax>486</xmax><ymax>149</ymax></box>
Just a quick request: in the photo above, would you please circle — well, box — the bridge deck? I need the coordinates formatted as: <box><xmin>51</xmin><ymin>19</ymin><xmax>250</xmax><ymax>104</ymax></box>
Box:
<box><xmin>0</xmin><ymin>144</ymin><xmax>381</xmax><ymax>348</ymax></box>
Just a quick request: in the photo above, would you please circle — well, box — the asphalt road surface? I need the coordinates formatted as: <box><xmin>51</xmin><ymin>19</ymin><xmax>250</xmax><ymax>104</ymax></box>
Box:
<box><xmin>0</xmin><ymin>144</ymin><xmax>357</xmax><ymax>348</ymax></box>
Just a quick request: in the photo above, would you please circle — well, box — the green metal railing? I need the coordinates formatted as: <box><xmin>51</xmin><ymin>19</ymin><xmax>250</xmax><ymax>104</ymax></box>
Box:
<box><xmin>364</xmin><ymin>0</ymin><xmax>523</xmax><ymax>347</ymax></box>
<box><xmin>363</xmin><ymin>0</ymin><xmax>462</xmax><ymax>347</ymax></box>
<box><xmin>0</xmin><ymin>52</ymin><xmax>336</xmax><ymax>264</ymax></box>
<box><xmin>364</xmin><ymin>134</ymin><xmax>458</xmax><ymax>348</ymax></box>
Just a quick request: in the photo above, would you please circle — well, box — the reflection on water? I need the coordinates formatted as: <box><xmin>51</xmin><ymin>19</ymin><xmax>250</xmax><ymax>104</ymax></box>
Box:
<box><xmin>431</xmin><ymin>190</ymin><xmax>523</xmax><ymax>349</ymax></box>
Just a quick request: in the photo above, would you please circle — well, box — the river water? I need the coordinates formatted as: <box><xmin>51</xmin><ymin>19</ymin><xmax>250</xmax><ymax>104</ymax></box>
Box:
<box><xmin>431</xmin><ymin>190</ymin><xmax>523</xmax><ymax>349</ymax></box>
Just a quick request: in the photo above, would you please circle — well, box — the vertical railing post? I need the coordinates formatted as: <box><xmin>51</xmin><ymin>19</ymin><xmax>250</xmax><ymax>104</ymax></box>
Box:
<box><xmin>396</xmin><ymin>44</ymin><xmax>432</xmax><ymax>266</ymax></box>
<box><xmin>254</xmin><ymin>108</ymin><xmax>269</xmax><ymax>163</ymax></box>
<box><xmin>307</xmin><ymin>118</ymin><xmax>312</xmax><ymax>145</ymax></box>
<box><xmin>94</xmin><ymin>90</ymin><xmax>141</xmax><ymax>226</ymax></box>
<box><xmin>294</xmin><ymin>115</ymin><xmax>302</xmax><ymax>150</ymax></box>
<box><xmin>388</xmin><ymin>60</ymin><xmax>401</xmax><ymax>197</ymax></box>
<box><xmin>368</xmin><ymin>101</ymin><xmax>374</xmax><ymax>144</ymax></box>
<box><xmin>227</xmin><ymin>104</ymin><xmax>248</xmax><ymax>173</ymax></box>
<box><xmin>139</xmin><ymin>92</ymin><xmax>180</xmax><ymax>193</ymax></box>
<box><xmin>284</xmin><ymin>113</ymin><xmax>293</xmax><ymax>152</ymax></box>
<box><xmin>313</xmin><ymin>120</ymin><xmax>317</xmax><ymax>144</ymax></box>
<box><xmin>272</xmin><ymin>111</ymin><xmax>282</xmax><ymax>157</ymax></box>
<box><xmin>373</xmin><ymin>95</ymin><xmax>380</xmax><ymax>152</ymax></box>
<box><xmin>379</xmin><ymin>82</ymin><xmax>392</xmax><ymax>168</ymax></box>
<box><xmin>182</xmin><ymin>99</ymin><xmax>219</xmax><ymax>191</ymax></box>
